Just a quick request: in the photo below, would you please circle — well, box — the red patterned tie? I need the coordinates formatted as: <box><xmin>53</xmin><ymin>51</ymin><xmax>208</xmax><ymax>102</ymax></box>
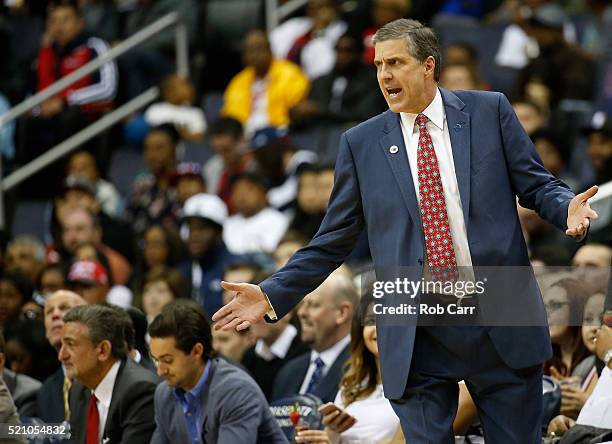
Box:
<box><xmin>86</xmin><ymin>393</ymin><xmax>99</xmax><ymax>444</ymax></box>
<box><xmin>416</xmin><ymin>114</ymin><xmax>458</xmax><ymax>282</ymax></box>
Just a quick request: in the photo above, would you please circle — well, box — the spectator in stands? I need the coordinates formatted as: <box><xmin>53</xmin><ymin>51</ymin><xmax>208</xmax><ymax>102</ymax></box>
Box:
<box><xmin>224</xmin><ymin>173</ymin><xmax>289</xmax><ymax>255</ymax></box>
<box><xmin>290</xmin><ymin>34</ymin><xmax>387</xmax><ymax>129</ymax></box>
<box><xmin>222</xmin><ymin>30</ymin><xmax>309</xmax><ymax>136</ymax></box>
<box><xmin>145</xmin><ymin>74</ymin><xmax>206</xmax><ymax>142</ymax></box>
<box><xmin>211</xmin><ymin>324</ymin><xmax>255</xmax><ymax>364</ymax></box>
<box><xmin>67</xmin><ymin>259</ymin><xmax>110</xmax><ymax>304</ymax></box>
<box><xmin>127</xmin><ymin>124</ymin><xmax>181</xmax><ymax>237</ymax></box>
<box><xmin>56</xmin><ymin>175</ymin><xmax>135</xmax><ymax>262</ymax></box>
<box><xmin>205</xmin><ymin>117</ymin><xmax>253</xmax><ymax>209</ymax></box>
<box><xmin>37</xmin><ymin>264</ymin><xmax>67</xmax><ymax>298</ymax></box>
<box><xmin>582</xmin><ymin>111</ymin><xmax>612</xmax><ymax>185</ymax></box>
<box><xmin>362</xmin><ymin>0</ymin><xmax>409</xmax><ymax>65</ymax></box>
<box><xmin>530</xmin><ymin>128</ymin><xmax>576</xmax><ymax>188</ymax></box>
<box><xmin>242</xmin><ymin>305</ymin><xmax>308</xmax><ymax>400</ymax></box>
<box><xmin>543</xmin><ymin>277</ymin><xmax>591</xmax><ymax>378</ymax></box>
<box><xmin>60</xmin><ymin>304</ymin><xmax>157</xmax><ymax>443</ymax></box>
<box><xmin>272</xmin><ymin>269</ymin><xmax>356</xmax><ymax>403</ymax></box>
<box><xmin>4</xmin><ymin>235</ymin><xmax>45</xmax><ymax>287</ymax></box>
<box><xmin>142</xmin><ymin>265</ymin><xmax>187</xmax><ymax>324</ymax></box>
<box><xmin>444</xmin><ymin>42</ymin><xmax>479</xmax><ymax>70</ymax></box>
<box><xmin>517</xmin><ymin>3</ymin><xmax>597</xmax><ymax>107</ymax></box>
<box><xmin>123</xmin><ymin>306</ymin><xmax>157</xmax><ymax>372</ymax></box>
<box><xmin>0</xmin><ymin>378</ymin><xmax>25</xmax><ymax>444</ymax></box>
<box><xmin>176</xmin><ymin>193</ymin><xmax>236</xmax><ymax>317</ymax></box>
<box><xmin>288</xmin><ymin>165</ymin><xmax>329</xmax><ymax>239</ymax></box>
<box><xmin>222</xmin><ymin>263</ymin><xmax>264</xmax><ymax>299</ymax></box>
<box><xmin>0</xmin><ymin>331</ymin><xmax>41</xmax><ymax>417</ymax></box>
<box><xmin>129</xmin><ymin>224</ymin><xmax>185</xmax><ymax>308</ymax></box>
<box><xmin>67</xmin><ymin>150</ymin><xmax>123</xmax><ymax>219</ymax></box>
<box><xmin>58</xmin><ymin>206</ymin><xmax>131</xmax><ymax>285</ymax></box>
<box><xmin>37</xmin><ymin>290</ymin><xmax>85</xmax><ymax>423</ymax></box>
<box><xmin>546</xmin><ymin>324</ymin><xmax>612</xmax><ymax>439</ymax></box>
<box><xmin>148</xmin><ymin>301</ymin><xmax>287</xmax><ymax>443</ymax></box>
<box><xmin>0</xmin><ymin>272</ymin><xmax>33</xmax><ymax>330</ymax></box>
<box><xmin>439</xmin><ymin>62</ymin><xmax>482</xmax><ymax>91</ymax></box>
<box><xmin>3</xmin><ymin>315</ymin><xmax>58</xmax><ymax>379</ymax></box>
<box><xmin>251</xmin><ymin>127</ymin><xmax>318</xmax><ymax>212</ymax></box>
<box><xmin>273</xmin><ymin>231</ymin><xmax>309</xmax><ymax>269</ymax></box>
<box><xmin>22</xmin><ymin>0</ymin><xmax>117</xmax><ymax>166</ymax></box>
<box><xmin>270</xmin><ymin>0</ymin><xmax>347</xmax><ymax>80</ymax></box>
<box><xmin>513</xmin><ymin>98</ymin><xmax>547</xmax><ymax>136</ymax></box>
<box><xmin>572</xmin><ymin>244</ymin><xmax>612</xmax><ymax>295</ymax></box>
<box><xmin>173</xmin><ymin>162</ymin><xmax>206</xmax><ymax>206</ymax></box>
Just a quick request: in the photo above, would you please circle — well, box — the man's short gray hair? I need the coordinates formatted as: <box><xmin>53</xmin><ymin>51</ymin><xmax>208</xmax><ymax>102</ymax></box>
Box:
<box><xmin>372</xmin><ymin>18</ymin><xmax>442</xmax><ymax>82</ymax></box>
<box><xmin>64</xmin><ymin>304</ymin><xmax>128</xmax><ymax>360</ymax></box>
<box><xmin>7</xmin><ymin>235</ymin><xmax>45</xmax><ymax>263</ymax></box>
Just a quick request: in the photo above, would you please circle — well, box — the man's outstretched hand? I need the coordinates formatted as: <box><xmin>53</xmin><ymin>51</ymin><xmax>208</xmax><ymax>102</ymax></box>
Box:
<box><xmin>211</xmin><ymin>282</ymin><xmax>270</xmax><ymax>331</ymax></box>
<box><xmin>566</xmin><ymin>185</ymin><xmax>599</xmax><ymax>240</ymax></box>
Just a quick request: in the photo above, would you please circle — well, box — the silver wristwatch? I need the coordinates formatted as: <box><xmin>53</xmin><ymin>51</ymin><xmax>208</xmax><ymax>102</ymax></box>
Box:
<box><xmin>604</xmin><ymin>349</ymin><xmax>612</xmax><ymax>367</ymax></box>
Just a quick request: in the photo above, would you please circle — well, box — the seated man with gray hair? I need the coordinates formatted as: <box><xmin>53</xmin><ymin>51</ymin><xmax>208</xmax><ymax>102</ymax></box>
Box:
<box><xmin>59</xmin><ymin>304</ymin><xmax>157</xmax><ymax>443</ymax></box>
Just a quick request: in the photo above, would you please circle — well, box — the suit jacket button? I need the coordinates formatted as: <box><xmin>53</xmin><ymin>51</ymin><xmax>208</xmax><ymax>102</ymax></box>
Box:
<box><xmin>389</xmin><ymin>145</ymin><xmax>399</xmax><ymax>154</ymax></box>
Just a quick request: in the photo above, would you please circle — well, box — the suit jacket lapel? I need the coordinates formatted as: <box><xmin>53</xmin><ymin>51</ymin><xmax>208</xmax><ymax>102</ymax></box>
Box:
<box><xmin>102</xmin><ymin>359</ymin><xmax>127</xmax><ymax>441</ymax></box>
<box><xmin>69</xmin><ymin>382</ymin><xmax>89</xmax><ymax>444</ymax></box>
<box><xmin>440</xmin><ymin>88</ymin><xmax>471</xmax><ymax>226</ymax></box>
<box><xmin>379</xmin><ymin>111</ymin><xmax>421</xmax><ymax>226</ymax></box>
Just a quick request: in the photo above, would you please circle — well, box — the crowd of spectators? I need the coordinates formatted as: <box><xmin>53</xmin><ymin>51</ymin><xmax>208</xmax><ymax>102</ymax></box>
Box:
<box><xmin>0</xmin><ymin>0</ymin><xmax>611</xmax><ymax>443</ymax></box>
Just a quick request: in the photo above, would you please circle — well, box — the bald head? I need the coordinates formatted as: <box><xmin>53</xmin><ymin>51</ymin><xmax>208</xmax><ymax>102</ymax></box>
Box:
<box><xmin>45</xmin><ymin>290</ymin><xmax>87</xmax><ymax>349</ymax></box>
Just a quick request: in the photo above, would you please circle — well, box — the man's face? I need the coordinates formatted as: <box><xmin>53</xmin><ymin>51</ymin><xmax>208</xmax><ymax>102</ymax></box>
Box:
<box><xmin>374</xmin><ymin>38</ymin><xmax>433</xmax><ymax>113</ymax></box>
<box><xmin>144</xmin><ymin>131</ymin><xmax>175</xmax><ymax>177</ymax></box>
<box><xmin>44</xmin><ymin>291</ymin><xmax>85</xmax><ymax>349</ymax></box>
<box><xmin>242</xmin><ymin>31</ymin><xmax>272</xmax><ymax>73</ymax></box>
<box><xmin>187</xmin><ymin>219</ymin><xmax>219</xmax><ymax>259</ymax></box>
<box><xmin>68</xmin><ymin>152</ymin><xmax>98</xmax><ymax>182</ymax></box>
<box><xmin>61</xmin><ymin>211</ymin><xmax>98</xmax><ymax>254</ymax></box>
<box><xmin>210</xmin><ymin>134</ymin><xmax>242</xmax><ymax>165</ymax></box>
<box><xmin>71</xmin><ymin>282</ymin><xmax>108</xmax><ymax>305</ymax></box>
<box><xmin>211</xmin><ymin>328</ymin><xmax>253</xmax><ymax>362</ymax></box>
<box><xmin>0</xmin><ymin>280</ymin><xmax>24</xmax><ymax>327</ymax></box>
<box><xmin>40</xmin><ymin>268</ymin><xmax>66</xmax><ymax>297</ymax></box>
<box><xmin>587</xmin><ymin>132</ymin><xmax>612</xmax><ymax>171</ymax></box>
<box><xmin>572</xmin><ymin>245</ymin><xmax>612</xmax><ymax>286</ymax></box>
<box><xmin>150</xmin><ymin>337</ymin><xmax>203</xmax><ymax>390</ymax></box>
<box><xmin>58</xmin><ymin>322</ymin><xmax>101</xmax><ymax>385</ymax></box>
<box><xmin>298</xmin><ymin>172</ymin><xmax>320</xmax><ymax>215</ymax></box>
<box><xmin>334</xmin><ymin>36</ymin><xmax>359</xmax><ymax>74</ymax></box>
<box><xmin>5</xmin><ymin>244</ymin><xmax>43</xmax><ymax>283</ymax></box>
<box><xmin>297</xmin><ymin>282</ymin><xmax>344</xmax><ymax>351</ymax></box>
<box><xmin>231</xmin><ymin>180</ymin><xmax>267</xmax><ymax>217</ymax></box>
<box><xmin>48</xmin><ymin>6</ymin><xmax>83</xmax><ymax>47</ymax></box>
<box><xmin>177</xmin><ymin>177</ymin><xmax>206</xmax><ymax>206</ymax></box>
<box><xmin>60</xmin><ymin>189</ymin><xmax>99</xmax><ymax>213</ymax></box>
<box><xmin>513</xmin><ymin>102</ymin><xmax>543</xmax><ymax>136</ymax></box>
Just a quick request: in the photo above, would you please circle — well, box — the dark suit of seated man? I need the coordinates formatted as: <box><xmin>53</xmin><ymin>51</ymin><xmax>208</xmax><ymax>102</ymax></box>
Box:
<box><xmin>271</xmin><ymin>270</ymin><xmax>356</xmax><ymax>404</ymax></box>
<box><xmin>148</xmin><ymin>300</ymin><xmax>288</xmax><ymax>444</ymax></box>
<box><xmin>59</xmin><ymin>304</ymin><xmax>157</xmax><ymax>444</ymax></box>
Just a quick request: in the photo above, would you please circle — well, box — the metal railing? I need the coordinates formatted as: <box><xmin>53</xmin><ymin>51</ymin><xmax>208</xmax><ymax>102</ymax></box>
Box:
<box><xmin>0</xmin><ymin>11</ymin><xmax>189</xmax><ymax>229</ymax></box>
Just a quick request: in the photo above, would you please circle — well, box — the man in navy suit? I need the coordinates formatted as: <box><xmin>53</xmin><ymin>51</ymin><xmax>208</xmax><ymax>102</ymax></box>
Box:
<box><xmin>213</xmin><ymin>19</ymin><xmax>599</xmax><ymax>443</ymax></box>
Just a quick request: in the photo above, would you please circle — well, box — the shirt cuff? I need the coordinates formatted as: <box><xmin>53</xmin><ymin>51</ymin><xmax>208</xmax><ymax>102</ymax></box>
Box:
<box><xmin>263</xmin><ymin>291</ymin><xmax>278</xmax><ymax>321</ymax></box>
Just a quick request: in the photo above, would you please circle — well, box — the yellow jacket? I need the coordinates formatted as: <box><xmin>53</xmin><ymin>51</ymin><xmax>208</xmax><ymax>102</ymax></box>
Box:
<box><xmin>222</xmin><ymin>59</ymin><xmax>309</xmax><ymax>128</ymax></box>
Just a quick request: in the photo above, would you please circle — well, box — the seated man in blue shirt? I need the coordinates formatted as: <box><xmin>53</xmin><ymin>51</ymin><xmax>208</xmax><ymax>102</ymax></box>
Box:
<box><xmin>148</xmin><ymin>300</ymin><xmax>288</xmax><ymax>444</ymax></box>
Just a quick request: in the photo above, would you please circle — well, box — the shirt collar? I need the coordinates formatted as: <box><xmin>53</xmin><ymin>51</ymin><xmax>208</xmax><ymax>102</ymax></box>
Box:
<box><xmin>312</xmin><ymin>334</ymin><xmax>350</xmax><ymax>368</ymax></box>
<box><xmin>174</xmin><ymin>360</ymin><xmax>212</xmax><ymax>404</ymax></box>
<box><xmin>255</xmin><ymin>324</ymin><xmax>298</xmax><ymax>361</ymax></box>
<box><xmin>93</xmin><ymin>360</ymin><xmax>121</xmax><ymax>411</ymax></box>
<box><xmin>399</xmin><ymin>87</ymin><xmax>445</xmax><ymax>133</ymax></box>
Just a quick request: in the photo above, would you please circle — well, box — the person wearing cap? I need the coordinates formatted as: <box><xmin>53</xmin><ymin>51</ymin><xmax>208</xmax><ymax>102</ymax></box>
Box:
<box><xmin>68</xmin><ymin>259</ymin><xmax>111</xmax><ymax>305</ymax></box>
<box><xmin>250</xmin><ymin>126</ymin><xmax>318</xmax><ymax>212</ymax></box>
<box><xmin>223</xmin><ymin>173</ymin><xmax>289</xmax><ymax>255</ymax></box>
<box><xmin>517</xmin><ymin>3</ymin><xmax>596</xmax><ymax>106</ymax></box>
<box><xmin>176</xmin><ymin>194</ymin><xmax>237</xmax><ymax>317</ymax></box>
<box><xmin>174</xmin><ymin>162</ymin><xmax>207</xmax><ymax>206</ymax></box>
<box><xmin>583</xmin><ymin>111</ymin><xmax>612</xmax><ymax>185</ymax></box>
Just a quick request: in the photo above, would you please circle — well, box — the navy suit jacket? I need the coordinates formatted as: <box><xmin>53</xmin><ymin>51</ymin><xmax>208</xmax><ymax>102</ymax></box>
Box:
<box><xmin>36</xmin><ymin>367</ymin><xmax>65</xmax><ymax>423</ymax></box>
<box><xmin>151</xmin><ymin>357</ymin><xmax>288</xmax><ymax>444</ymax></box>
<box><xmin>261</xmin><ymin>88</ymin><xmax>575</xmax><ymax>400</ymax></box>
<box><xmin>271</xmin><ymin>345</ymin><xmax>350</xmax><ymax>403</ymax></box>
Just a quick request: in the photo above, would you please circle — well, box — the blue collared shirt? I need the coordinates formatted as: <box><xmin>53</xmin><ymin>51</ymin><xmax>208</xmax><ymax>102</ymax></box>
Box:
<box><xmin>173</xmin><ymin>360</ymin><xmax>212</xmax><ymax>444</ymax></box>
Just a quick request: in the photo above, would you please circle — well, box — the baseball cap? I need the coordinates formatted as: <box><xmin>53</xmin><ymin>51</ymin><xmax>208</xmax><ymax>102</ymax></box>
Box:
<box><xmin>68</xmin><ymin>260</ymin><xmax>109</xmax><ymax>286</ymax></box>
<box><xmin>582</xmin><ymin>111</ymin><xmax>612</xmax><ymax>137</ymax></box>
<box><xmin>182</xmin><ymin>193</ymin><xmax>228</xmax><ymax>227</ymax></box>
<box><xmin>171</xmin><ymin>162</ymin><xmax>205</xmax><ymax>185</ymax></box>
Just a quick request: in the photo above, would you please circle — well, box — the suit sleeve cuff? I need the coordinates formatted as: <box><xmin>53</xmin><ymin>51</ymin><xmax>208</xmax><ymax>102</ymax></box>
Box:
<box><xmin>263</xmin><ymin>291</ymin><xmax>278</xmax><ymax>321</ymax></box>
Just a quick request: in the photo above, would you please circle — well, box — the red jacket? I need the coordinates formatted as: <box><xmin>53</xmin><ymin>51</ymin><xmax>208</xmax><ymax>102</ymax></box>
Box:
<box><xmin>37</xmin><ymin>33</ymin><xmax>117</xmax><ymax>112</ymax></box>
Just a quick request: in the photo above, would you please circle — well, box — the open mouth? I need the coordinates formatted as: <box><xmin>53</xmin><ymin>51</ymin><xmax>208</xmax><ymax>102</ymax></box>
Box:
<box><xmin>387</xmin><ymin>87</ymin><xmax>402</xmax><ymax>98</ymax></box>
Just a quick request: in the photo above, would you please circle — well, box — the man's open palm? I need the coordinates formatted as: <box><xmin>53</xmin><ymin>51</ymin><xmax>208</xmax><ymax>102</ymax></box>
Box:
<box><xmin>211</xmin><ymin>282</ymin><xmax>270</xmax><ymax>331</ymax></box>
<box><xmin>566</xmin><ymin>185</ymin><xmax>599</xmax><ymax>240</ymax></box>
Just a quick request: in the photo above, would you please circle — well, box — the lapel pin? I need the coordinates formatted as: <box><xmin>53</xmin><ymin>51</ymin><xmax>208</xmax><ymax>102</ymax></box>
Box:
<box><xmin>389</xmin><ymin>145</ymin><xmax>399</xmax><ymax>154</ymax></box>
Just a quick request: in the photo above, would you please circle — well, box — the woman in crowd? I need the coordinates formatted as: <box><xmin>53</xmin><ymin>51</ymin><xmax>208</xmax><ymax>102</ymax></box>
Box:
<box><xmin>141</xmin><ymin>265</ymin><xmax>187</xmax><ymax>324</ymax></box>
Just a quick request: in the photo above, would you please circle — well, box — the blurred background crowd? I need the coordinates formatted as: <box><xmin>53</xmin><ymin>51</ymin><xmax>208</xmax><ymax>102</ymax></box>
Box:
<box><xmin>0</xmin><ymin>0</ymin><xmax>610</xmax><ymax>442</ymax></box>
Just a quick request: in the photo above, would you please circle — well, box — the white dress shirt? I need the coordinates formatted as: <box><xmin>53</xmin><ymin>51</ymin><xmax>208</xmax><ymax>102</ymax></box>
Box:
<box><xmin>223</xmin><ymin>207</ymin><xmax>289</xmax><ymax>255</ymax></box>
<box><xmin>92</xmin><ymin>360</ymin><xmax>121</xmax><ymax>442</ymax></box>
<box><xmin>255</xmin><ymin>324</ymin><xmax>298</xmax><ymax>361</ymax></box>
<box><xmin>299</xmin><ymin>335</ymin><xmax>351</xmax><ymax>394</ymax></box>
<box><xmin>399</xmin><ymin>88</ymin><xmax>475</xmax><ymax>283</ymax></box>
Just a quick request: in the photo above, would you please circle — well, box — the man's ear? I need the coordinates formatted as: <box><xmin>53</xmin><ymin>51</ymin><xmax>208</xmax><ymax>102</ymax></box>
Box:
<box><xmin>192</xmin><ymin>343</ymin><xmax>204</xmax><ymax>360</ymax></box>
<box><xmin>98</xmin><ymin>340</ymin><xmax>113</xmax><ymax>361</ymax></box>
<box><xmin>336</xmin><ymin>301</ymin><xmax>353</xmax><ymax>325</ymax></box>
<box><xmin>424</xmin><ymin>56</ymin><xmax>436</xmax><ymax>78</ymax></box>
